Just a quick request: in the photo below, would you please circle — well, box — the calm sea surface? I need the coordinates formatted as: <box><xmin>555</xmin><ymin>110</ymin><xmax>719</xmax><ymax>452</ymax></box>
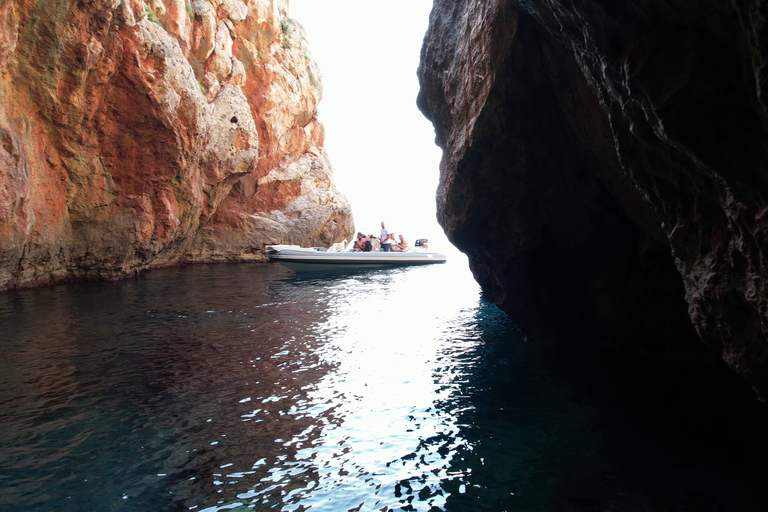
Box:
<box><xmin>2</xmin><ymin>257</ymin><xmax>768</xmax><ymax>511</ymax></box>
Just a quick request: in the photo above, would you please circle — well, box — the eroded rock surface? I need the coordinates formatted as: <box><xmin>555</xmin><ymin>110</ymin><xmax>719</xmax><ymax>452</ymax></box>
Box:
<box><xmin>0</xmin><ymin>0</ymin><xmax>352</xmax><ymax>289</ymax></box>
<box><xmin>418</xmin><ymin>1</ymin><xmax>768</xmax><ymax>402</ymax></box>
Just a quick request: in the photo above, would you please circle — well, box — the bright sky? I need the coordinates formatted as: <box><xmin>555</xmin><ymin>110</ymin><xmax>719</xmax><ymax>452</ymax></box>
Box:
<box><xmin>289</xmin><ymin>0</ymin><xmax>447</xmax><ymax>247</ymax></box>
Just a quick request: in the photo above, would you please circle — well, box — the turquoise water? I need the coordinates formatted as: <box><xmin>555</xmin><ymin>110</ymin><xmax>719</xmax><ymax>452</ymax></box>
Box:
<box><xmin>1</xmin><ymin>259</ymin><xmax>768</xmax><ymax>511</ymax></box>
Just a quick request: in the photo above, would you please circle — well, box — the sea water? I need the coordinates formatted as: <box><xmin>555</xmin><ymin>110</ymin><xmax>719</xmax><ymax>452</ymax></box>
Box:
<box><xmin>2</xmin><ymin>258</ymin><xmax>768</xmax><ymax>511</ymax></box>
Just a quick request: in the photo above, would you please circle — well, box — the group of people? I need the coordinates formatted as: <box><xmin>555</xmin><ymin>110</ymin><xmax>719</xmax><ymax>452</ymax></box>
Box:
<box><xmin>353</xmin><ymin>221</ymin><xmax>409</xmax><ymax>252</ymax></box>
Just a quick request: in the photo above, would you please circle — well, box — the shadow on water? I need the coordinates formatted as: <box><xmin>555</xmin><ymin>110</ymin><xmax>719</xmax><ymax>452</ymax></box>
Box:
<box><xmin>421</xmin><ymin>307</ymin><xmax>768</xmax><ymax>512</ymax></box>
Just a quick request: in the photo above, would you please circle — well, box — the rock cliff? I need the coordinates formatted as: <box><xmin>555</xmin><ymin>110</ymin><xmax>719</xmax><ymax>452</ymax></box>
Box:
<box><xmin>0</xmin><ymin>0</ymin><xmax>353</xmax><ymax>290</ymax></box>
<box><xmin>418</xmin><ymin>1</ymin><xmax>768</xmax><ymax>404</ymax></box>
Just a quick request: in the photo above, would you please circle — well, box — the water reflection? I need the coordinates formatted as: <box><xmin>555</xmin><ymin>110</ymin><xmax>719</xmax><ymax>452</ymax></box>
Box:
<box><xmin>3</xmin><ymin>260</ymin><xmax>768</xmax><ymax>511</ymax></box>
<box><xmin>0</xmin><ymin>260</ymin><xmax>496</xmax><ymax>511</ymax></box>
<box><xmin>239</xmin><ymin>264</ymin><xmax>488</xmax><ymax>512</ymax></box>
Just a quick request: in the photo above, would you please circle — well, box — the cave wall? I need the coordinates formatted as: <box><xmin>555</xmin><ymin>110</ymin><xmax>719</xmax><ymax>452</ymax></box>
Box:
<box><xmin>0</xmin><ymin>0</ymin><xmax>353</xmax><ymax>290</ymax></box>
<box><xmin>417</xmin><ymin>0</ymin><xmax>768</xmax><ymax>402</ymax></box>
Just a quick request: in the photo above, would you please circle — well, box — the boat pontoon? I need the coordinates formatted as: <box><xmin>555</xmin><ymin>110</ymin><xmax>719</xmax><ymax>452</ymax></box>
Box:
<box><xmin>266</xmin><ymin>239</ymin><xmax>447</xmax><ymax>272</ymax></box>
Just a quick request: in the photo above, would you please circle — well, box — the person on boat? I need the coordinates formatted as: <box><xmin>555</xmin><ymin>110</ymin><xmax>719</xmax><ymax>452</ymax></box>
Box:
<box><xmin>380</xmin><ymin>221</ymin><xmax>395</xmax><ymax>252</ymax></box>
<box><xmin>392</xmin><ymin>234</ymin><xmax>409</xmax><ymax>252</ymax></box>
<box><xmin>353</xmin><ymin>232</ymin><xmax>367</xmax><ymax>251</ymax></box>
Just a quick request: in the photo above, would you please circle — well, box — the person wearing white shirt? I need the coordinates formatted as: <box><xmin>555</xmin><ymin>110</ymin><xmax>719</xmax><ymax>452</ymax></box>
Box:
<box><xmin>380</xmin><ymin>221</ymin><xmax>394</xmax><ymax>252</ymax></box>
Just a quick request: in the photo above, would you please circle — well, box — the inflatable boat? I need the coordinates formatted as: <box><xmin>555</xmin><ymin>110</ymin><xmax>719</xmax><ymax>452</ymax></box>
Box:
<box><xmin>266</xmin><ymin>239</ymin><xmax>447</xmax><ymax>272</ymax></box>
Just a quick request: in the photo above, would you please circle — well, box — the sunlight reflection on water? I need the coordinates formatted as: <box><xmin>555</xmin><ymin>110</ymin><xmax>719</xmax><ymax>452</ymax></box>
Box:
<box><xmin>4</xmin><ymin>256</ymin><xmax>768</xmax><ymax>511</ymax></box>
<box><xmin>264</xmin><ymin>266</ymin><xmax>487</xmax><ymax>512</ymax></box>
<box><xmin>2</xmin><ymin>257</ymin><xmax>512</xmax><ymax>512</ymax></box>
<box><xmin>209</xmin><ymin>261</ymin><xmax>493</xmax><ymax>512</ymax></box>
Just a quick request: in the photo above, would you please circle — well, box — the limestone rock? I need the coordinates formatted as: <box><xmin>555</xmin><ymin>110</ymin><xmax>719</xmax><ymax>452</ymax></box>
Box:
<box><xmin>188</xmin><ymin>150</ymin><xmax>352</xmax><ymax>262</ymax></box>
<box><xmin>0</xmin><ymin>0</ymin><xmax>352</xmax><ymax>290</ymax></box>
<box><xmin>418</xmin><ymin>0</ymin><xmax>768</xmax><ymax>402</ymax></box>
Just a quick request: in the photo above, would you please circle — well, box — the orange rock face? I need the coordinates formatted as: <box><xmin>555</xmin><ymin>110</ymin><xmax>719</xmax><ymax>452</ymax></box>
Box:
<box><xmin>0</xmin><ymin>0</ymin><xmax>353</xmax><ymax>289</ymax></box>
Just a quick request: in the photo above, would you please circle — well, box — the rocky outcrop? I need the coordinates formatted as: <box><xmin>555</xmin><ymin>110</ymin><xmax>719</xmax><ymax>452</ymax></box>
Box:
<box><xmin>0</xmin><ymin>0</ymin><xmax>352</xmax><ymax>290</ymax></box>
<box><xmin>418</xmin><ymin>1</ymin><xmax>768</xmax><ymax>403</ymax></box>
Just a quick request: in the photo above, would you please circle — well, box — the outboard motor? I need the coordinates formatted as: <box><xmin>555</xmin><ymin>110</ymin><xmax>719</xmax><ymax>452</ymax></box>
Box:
<box><xmin>414</xmin><ymin>238</ymin><xmax>428</xmax><ymax>249</ymax></box>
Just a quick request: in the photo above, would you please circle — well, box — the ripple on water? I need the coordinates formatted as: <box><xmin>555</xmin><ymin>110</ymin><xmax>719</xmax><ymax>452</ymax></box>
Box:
<box><xmin>3</xmin><ymin>262</ymin><xmax>768</xmax><ymax>511</ymax></box>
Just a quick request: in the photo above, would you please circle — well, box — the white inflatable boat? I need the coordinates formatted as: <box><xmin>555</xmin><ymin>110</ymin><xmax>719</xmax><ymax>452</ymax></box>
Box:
<box><xmin>266</xmin><ymin>239</ymin><xmax>447</xmax><ymax>272</ymax></box>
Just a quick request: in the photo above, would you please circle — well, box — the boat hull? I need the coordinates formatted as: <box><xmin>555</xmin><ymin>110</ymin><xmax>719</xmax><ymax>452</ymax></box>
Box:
<box><xmin>266</xmin><ymin>249</ymin><xmax>447</xmax><ymax>272</ymax></box>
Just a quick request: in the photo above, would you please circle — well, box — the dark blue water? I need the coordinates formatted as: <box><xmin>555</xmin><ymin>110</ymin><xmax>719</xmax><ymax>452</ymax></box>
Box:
<box><xmin>2</xmin><ymin>260</ymin><xmax>768</xmax><ymax>511</ymax></box>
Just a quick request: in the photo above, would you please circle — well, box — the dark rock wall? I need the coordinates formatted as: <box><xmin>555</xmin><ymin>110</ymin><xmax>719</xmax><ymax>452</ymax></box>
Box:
<box><xmin>418</xmin><ymin>0</ymin><xmax>768</xmax><ymax>403</ymax></box>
